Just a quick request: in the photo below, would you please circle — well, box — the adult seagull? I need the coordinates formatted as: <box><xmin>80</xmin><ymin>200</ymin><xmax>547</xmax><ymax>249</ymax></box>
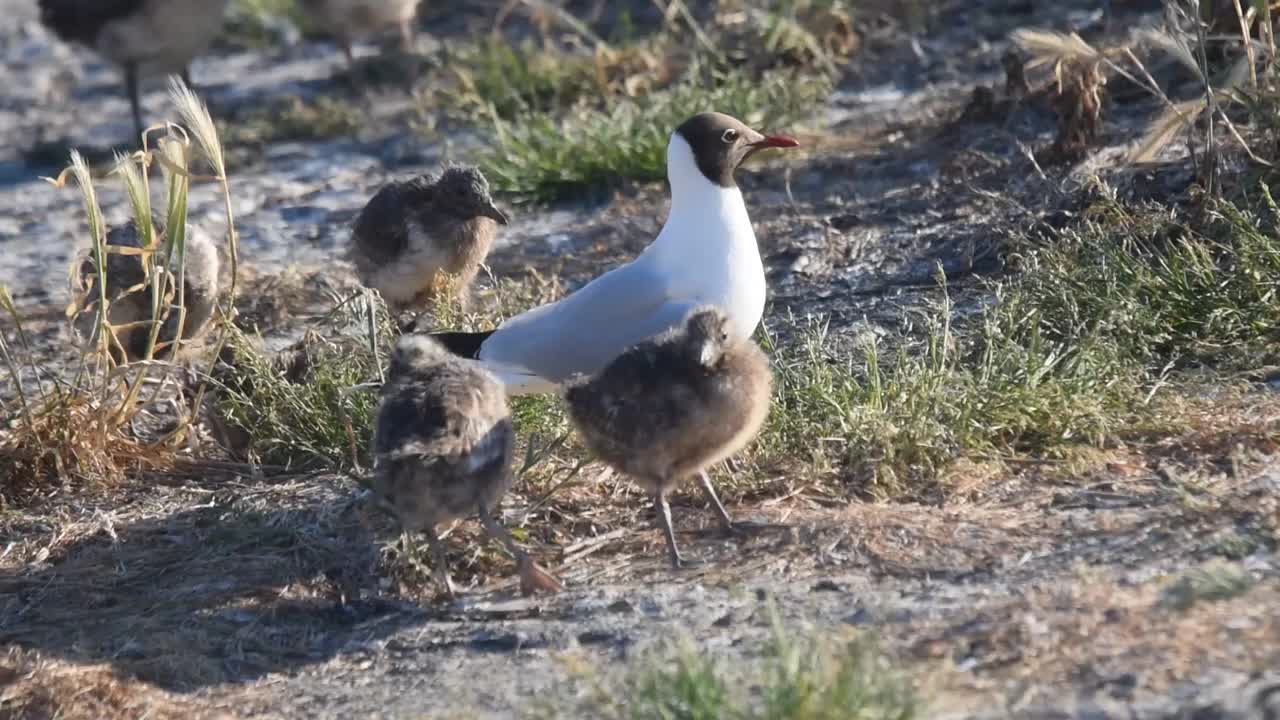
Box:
<box><xmin>431</xmin><ymin>111</ymin><xmax>799</xmax><ymax>395</ymax></box>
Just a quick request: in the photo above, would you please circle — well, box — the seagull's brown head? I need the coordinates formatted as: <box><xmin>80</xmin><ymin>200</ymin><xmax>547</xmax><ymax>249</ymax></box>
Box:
<box><xmin>673</xmin><ymin>112</ymin><xmax>800</xmax><ymax>188</ymax></box>
<box><xmin>436</xmin><ymin>165</ymin><xmax>509</xmax><ymax>225</ymax></box>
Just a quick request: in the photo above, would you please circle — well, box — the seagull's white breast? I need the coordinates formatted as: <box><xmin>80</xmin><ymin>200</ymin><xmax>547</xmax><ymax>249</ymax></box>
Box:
<box><xmin>646</xmin><ymin>135</ymin><xmax>767</xmax><ymax>341</ymax></box>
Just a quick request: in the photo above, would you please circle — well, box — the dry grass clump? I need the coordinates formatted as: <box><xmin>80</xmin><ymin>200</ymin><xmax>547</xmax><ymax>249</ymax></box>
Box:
<box><xmin>0</xmin><ymin>79</ymin><xmax>238</xmax><ymax>503</ymax></box>
<box><xmin>720</xmin><ymin>1</ymin><xmax>859</xmax><ymax>76</ymax></box>
<box><xmin>1008</xmin><ymin>28</ymin><xmax>1113</xmax><ymax>161</ymax></box>
<box><xmin>0</xmin><ymin>647</ymin><xmax>229</xmax><ymax>720</ymax></box>
<box><xmin>1047</xmin><ymin>57</ymin><xmax>1106</xmax><ymax>159</ymax></box>
<box><xmin>0</xmin><ymin>392</ymin><xmax>170</xmax><ymax>501</ymax></box>
<box><xmin>1011</xmin><ymin>0</ymin><xmax>1280</xmax><ymax>176</ymax></box>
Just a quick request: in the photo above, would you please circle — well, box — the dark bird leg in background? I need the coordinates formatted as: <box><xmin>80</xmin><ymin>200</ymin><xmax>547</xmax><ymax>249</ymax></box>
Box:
<box><xmin>125</xmin><ymin>60</ymin><xmax>144</xmax><ymax>142</ymax></box>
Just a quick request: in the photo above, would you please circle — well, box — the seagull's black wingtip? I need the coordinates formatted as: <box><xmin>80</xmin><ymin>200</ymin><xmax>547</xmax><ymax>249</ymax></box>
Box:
<box><xmin>418</xmin><ymin>330</ymin><xmax>494</xmax><ymax>360</ymax></box>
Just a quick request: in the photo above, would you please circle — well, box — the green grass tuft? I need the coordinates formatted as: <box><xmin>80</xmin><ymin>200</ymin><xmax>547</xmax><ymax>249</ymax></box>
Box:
<box><xmin>755</xmin><ymin>279</ymin><xmax>1145</xmax><ymax>496</ymax></box>
<box><xmin>447</xmin><ymin>39</ymin><xmax>610</xmax><ymax>119</ymax></box>
<box><xmin>1015</xmin><ymin>195</ymin><xmax>1280</xmax><ymax>370</ymax></box>
<box><xmin>1160</xmin><ymin>561</ymin><xmax>1257</xmax><ymax>611</ymax></box>
<box><xmin>480</xmin><ymin>67</ymin><xmax>831</xmax><ymax>202</ymax></box>
<box><xmin>550</xmin><ymin>608</ymin><xmax>917</xmax><ymax>719</ymax></box>
<box><xmin>213</xmin><ymin>319</ymin><xmax>387</xmax><ymax>472</ymax></box>
<box><xmin>221</xmin><ymin>0</ymin><xmax>305</xmax><ymax>49</ymax></box>
<box><xmin>751</xmin><ymin>193</ymin><xmax>1280</xmax><ymax>496</ymax></box>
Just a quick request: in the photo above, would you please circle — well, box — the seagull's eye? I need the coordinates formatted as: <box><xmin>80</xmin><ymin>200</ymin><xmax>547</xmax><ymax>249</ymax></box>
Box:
<box><xmin>721</xmin><ymin>129</ymin><xmax>738</xmax><ymax>144</ymax></box>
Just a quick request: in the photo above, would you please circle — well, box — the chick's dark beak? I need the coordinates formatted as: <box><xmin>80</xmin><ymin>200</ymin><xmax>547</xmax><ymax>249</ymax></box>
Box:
<box><xmin>484</xmin><ymin>201</ymin><xmax>510</xmax><ymax>225</ymax></box>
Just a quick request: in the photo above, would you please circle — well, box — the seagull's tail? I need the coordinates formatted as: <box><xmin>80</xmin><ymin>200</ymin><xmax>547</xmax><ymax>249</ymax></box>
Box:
<box><xmin>483</xmin><ymin>361</ymin><xmax>560</xmax><ymax>396</ymax></box>
<box><xmin>425</xmin><ymin>330</ymin><xmax>493</xmax><ymax>360</ymax></box>
<box><xmin>422</xmin><ymin>328</ymin><xmax>558</xmax><ymax>396</ymax></box>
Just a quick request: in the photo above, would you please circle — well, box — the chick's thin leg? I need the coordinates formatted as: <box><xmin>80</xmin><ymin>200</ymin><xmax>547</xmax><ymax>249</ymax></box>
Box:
<box><xmin>654</xmin><ymin>489</ymin><xmax>698</xmax><ymax>569</ymax></box>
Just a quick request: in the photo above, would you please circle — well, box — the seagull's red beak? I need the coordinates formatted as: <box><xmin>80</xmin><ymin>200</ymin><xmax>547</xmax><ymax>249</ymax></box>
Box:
<box><xmin>752</xmin><ymin>134</ymin><xmax>800</xmax><ymax>149</ymax></box>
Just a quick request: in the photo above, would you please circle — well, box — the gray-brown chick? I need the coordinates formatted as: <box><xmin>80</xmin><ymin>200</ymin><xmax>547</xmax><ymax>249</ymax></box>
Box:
<box><xmin>74</xmin><ymin>214</ymin><xmax>223</xmax><ymax>364</ymax></box>
<box><xmin>564</xmin><ymin>306</ymin><xmax>773</xmax><ymax>568</ymax></box>
<box><xmin>349</xmin><ymin>165</ymin><xmax>509</xmax><ymax>313</ymax></box>
<box><xmin>299</xmin><ymin>0</ymin><xmax>419</xmax><ymax>64</ymax></box>
<box><xmin>371</xmin><ymin>334</ymin><xmax>561</xmax><ymax>597</ymax></box>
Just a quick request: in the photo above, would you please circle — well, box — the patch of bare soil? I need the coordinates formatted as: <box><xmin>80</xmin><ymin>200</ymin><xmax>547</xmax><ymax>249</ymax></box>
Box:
<box><xmin>3</xmin><ymin>421</ymin><xmax>1278</xmax><ymax>718</ymax></box>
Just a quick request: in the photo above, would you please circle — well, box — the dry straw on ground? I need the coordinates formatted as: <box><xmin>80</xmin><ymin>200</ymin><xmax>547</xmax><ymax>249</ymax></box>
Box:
<box><xmin>1</xmin><ymin>79</ymin><xmax>238</xmax><ymax>501</ymax></box>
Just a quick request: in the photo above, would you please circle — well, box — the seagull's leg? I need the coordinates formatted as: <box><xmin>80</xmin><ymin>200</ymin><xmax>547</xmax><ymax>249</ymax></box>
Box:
<box><xmin>654</xmin><ymin>488</ymin><xmax>698</xmax><ymax>569</ymax></box>
<box><xmin>341</xmin><ymin>37</ymin><xmax>356</xmax><ymax>66</ymax></box>
<box><xmin>478</xmin><ymin>501</ymin><xmax>562</xmax><ymax>595</ymax></box>
<box><xmin>424</xmin><ymin>528</ymin><xmax>456</xmax><ymax>599</ymax></box>
<box><xmin>697</xmin><ymin>470</ymin><xmax>736</xmax><ymax>535</ymax></box>
<box><xmin>125</xmin><ymin>61</ymin><xmax>144</xmax><ymax>143</ymax></box>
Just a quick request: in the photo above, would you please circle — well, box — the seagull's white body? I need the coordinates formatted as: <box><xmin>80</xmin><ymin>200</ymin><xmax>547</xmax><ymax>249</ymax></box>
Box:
<box><xmin>647</xmin><ymin>135</ymin><xmax>767</xmax><ymax>342</ymax></box>
<box><xmin>474</xmin><ymin>133</ymin><xmax>768</xmax><ymax>395</ymax></box>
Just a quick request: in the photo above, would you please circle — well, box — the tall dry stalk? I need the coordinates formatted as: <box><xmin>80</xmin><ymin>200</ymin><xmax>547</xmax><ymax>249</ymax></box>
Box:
<box><xmin>3</xmin><ymin>76</ymin><xmax>239</xmax><ymax>490</ymax></box>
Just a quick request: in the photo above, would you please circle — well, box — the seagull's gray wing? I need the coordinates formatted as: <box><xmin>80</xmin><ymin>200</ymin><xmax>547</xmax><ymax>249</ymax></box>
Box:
<box><xmin>479</xmin><ymin>256</ymin><xmax>697</xmax><ymax>384</ymax></box>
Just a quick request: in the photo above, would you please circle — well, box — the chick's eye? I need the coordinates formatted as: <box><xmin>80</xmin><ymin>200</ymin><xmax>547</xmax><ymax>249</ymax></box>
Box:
<box><xmin>721</xmin><ymin>129</ymin><xmax>738</xmax><ymax>143</ymax></box>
